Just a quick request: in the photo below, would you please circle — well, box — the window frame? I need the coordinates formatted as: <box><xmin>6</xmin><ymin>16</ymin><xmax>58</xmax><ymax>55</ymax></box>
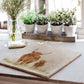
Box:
<box><xmin>81</xmin><ymin>0</ymin><xmax>84</xmax><ymax>28</ymax></box>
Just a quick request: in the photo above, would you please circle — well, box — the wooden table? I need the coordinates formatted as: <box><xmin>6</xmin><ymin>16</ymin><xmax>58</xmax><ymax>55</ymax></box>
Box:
<box><xmin>0</xmin><ymin>34</ymin><xmax>84</xmax><ymax>84</ymax></box>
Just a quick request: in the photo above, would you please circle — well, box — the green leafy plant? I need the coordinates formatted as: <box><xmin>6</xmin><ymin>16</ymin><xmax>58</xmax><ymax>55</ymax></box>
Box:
<box><xmin>20</xmin><ymin>10</ymin><xmax>36</xmax><ymax>24</ymax></box>
<box><xmin>48</xmin><ymin>11</ymin><xmax>62</xmax><ymax>26</ymax></box>
<box><xmin>1</xmin><ymin>0</ymin><xmax>31</xmax><ymax>41</ymax></box>
<box><xmin>35</xmin><ymin>14</ymin><xmax>49</xmax><ymax>25</ymax></box>
<box><xmin>62</xmin><ymin>8</ymin><xmax>76</xmax><ymax>26</ymax></box>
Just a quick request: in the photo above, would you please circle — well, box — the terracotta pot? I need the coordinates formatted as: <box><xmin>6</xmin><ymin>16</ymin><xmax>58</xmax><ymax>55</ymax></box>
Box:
<box><xmin>51</xmin><ymin>25</ymin><xmax>62</xmax><ymax>35</ymax></box>
<box><xmin>64</xmin><ymin>25</ymin><xmax>77</xmax><ymax>37</ymax></box>
<box><xmin>37</xmin><ymin>24</ymin><xmax>48</xmax><ymax>34</ymax></box>
<box><xmin>24</xmin><ymin>24</ymin><xmax>35</xmax><ymax>33</ymax></box>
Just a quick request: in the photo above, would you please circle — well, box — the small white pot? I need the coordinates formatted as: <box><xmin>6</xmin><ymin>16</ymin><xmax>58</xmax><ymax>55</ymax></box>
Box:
<box><xmin>24</xmin><ymin>24</ymin><xmax>35</xmax><ymax>33</ymax></box>
<box><xmin>37</xmin><ymin>24</ymin><xmax>48</xmax><ymax>34</ymax></box>
<box><xmin>64</xmin><ymin>25</ymin><xmax>77</xmax><ymax>37</ymax></box>
<box><xmin>51</xmin><ymin>25</ymin><xmax>62</xmax><ymax>35</ymax></box>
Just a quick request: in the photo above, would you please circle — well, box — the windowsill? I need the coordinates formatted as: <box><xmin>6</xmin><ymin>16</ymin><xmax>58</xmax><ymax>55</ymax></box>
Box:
<box><xmin>0</xmin><ymin>29</ymin><xmax>8</xmax><ymax>33</ymax></box>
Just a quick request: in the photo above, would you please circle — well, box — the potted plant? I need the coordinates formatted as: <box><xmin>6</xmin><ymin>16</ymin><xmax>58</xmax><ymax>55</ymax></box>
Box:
<box><xmin>1</xmin><ymin>0</ymin><xmax>31</xmax><ymax>41</ymax></box>
<box><xmin>62</xmin><ymin>8</ymin><xmax>77</xmax><ymax>36</ymax></box>
<box><xmin>20</xmin><ymin>10</ymin><xmax>36</xmax><ymax>33</ymax></box>
<box><xmin>35</xmin><ymin>14</ymin><xmax>49</xmax><ymax>34</ymax></box>
<box><xmin>48</xmin><ymin>11</ymin><xmax>63</xmax><ymax>35</ymax></box>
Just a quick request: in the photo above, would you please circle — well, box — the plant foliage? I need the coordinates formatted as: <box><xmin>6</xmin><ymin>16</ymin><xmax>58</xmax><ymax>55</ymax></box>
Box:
<box><xmin>1</xmin><ymin>0</ymin><xmax>31</xmax><ymax>20</ymax></box>
<box><xmin>48</xmin><ymin>8</ymin><xmax>76</xmax><ymax>26</ymax></box>
<box><xmin>1</xmin><ymin>0</ymin><xmax>31</xmax><ymax>41</ymax></box>
<box><xmin>35</xmin><ymin>14</ymin><xmax>49</xmax><ymax>25</ymax></box>
<box><xmin>20</xmin><ymin>10</ymin><xmax>36</xmax><ymax>24</ymax></box>
<box><xmin>48</xmin><ymin>11</ymin><xmax>63</xmax><ymax>26</ymax></box>
<box><xmin>61</xmin><ymin>8</ymin><xmax>76</xmax><ymax>26</ymax></box>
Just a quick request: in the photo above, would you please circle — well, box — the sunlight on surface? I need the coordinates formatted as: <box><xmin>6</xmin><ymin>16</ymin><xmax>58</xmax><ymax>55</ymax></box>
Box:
<box><xmin>0</xmin><ymin>12</ymin><xmax>8</xmax><ymax>21</ymax></box>
<box><xmin>48</xmin><ymin>0</ymin><xmax>81</xmax><ymax>21</ymax></box>
<box><xmin>0</xmin><ymin>0</ymin><xmax>81</xmax><ymax>22</ymax></box>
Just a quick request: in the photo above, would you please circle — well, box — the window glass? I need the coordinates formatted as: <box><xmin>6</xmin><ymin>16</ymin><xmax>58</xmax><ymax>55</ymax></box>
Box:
<box><xmin>0</xmin><ymin>1</ymin><xmax>8</xmax><ymax>21</ymax></box>
<box><xmin>0</xmin><ymin>0</ymin><xmax>81</xmax><ymax>25</ymax></box>
<box><xmin>48</xmin><ymin>0</ymin><xmax>81</xmax><ymax>25</ymax></box>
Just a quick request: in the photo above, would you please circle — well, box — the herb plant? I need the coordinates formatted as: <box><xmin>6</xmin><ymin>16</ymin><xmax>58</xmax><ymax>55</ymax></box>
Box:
<box><xmin>35</xmin><ymin>14</ymin><xmax>49</xmax><ymax>25</ymax></box>
<box><xmin>1</xmin><ymin>0</ymin><xmax>31</xmax><ymax>41</ymax></box>
<box><xmin>48</xmin><ymin>11</ymin><xmax>62</xmax><ymax>26</ymax></box>
<box><xmin>62</xmin><ymin>8</ymin><xmax>76</xmax><ymax>26</ymax></box>
<box><xmin>20</xmin><ymin>10</ymin><xmax>36</xmax><ymax>24</ymax></box>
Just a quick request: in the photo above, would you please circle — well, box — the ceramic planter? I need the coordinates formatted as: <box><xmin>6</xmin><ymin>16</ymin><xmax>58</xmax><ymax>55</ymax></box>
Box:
<box><xmin>24</xmin><ymin>24</ymin><xmax>35</xmax><ymax>33</ymax></box>
<box><xmin>37</xmin><ymin>24</ymin><xmax>48</xmax><ymax>34</ymax></box>
<box><xmin>64</xmin><ymin>25</ymin><xmax>77</xmax><ymax>37</ymax></box>
<box><xmin>51</xmin><ymin>25</ymin><xmax>62</xmax><ymax>35</ymax></box>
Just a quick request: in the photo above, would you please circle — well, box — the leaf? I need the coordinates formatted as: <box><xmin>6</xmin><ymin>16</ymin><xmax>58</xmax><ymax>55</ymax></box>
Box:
<box><xmin>1</xmin><ymin>0</ymin><xmax>31</xmax><ymax>20</ymax></box>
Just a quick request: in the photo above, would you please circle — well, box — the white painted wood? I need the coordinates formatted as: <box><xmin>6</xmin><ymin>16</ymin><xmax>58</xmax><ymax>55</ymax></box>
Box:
<box><xmin>45</xmin><ymin>0</ymin><xmax>49</xmax><ymax>15</ymax></box>
<box><xmin>77</xmin><ymin>28</ymin><xmax>84</xmax><ymax>35</ymax></box>
<box><xmin>81</xmin><ymin>0</ymin><xmax>84</xmax><ymax>28</ymax></box>
<box><xmin>35</xmin><ymin>0</ymin><xmax>39</xmax><ymax>13</ymax></box>
<box><xmin>77</xmin><ymin>35</ymin><xmax>84</xmax><ymax>39</ymax></box>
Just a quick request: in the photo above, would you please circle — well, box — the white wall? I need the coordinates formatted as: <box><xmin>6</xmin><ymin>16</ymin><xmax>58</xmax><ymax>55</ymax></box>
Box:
<box><xmin>48</xmin><ymin>0</ymin><xmax>78</xmax><ymax>13</ymax></box>
<box><xmin>81</xmin><ymin>0</ymin><xmax>84</xmax><ymax>28</ymax></box>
